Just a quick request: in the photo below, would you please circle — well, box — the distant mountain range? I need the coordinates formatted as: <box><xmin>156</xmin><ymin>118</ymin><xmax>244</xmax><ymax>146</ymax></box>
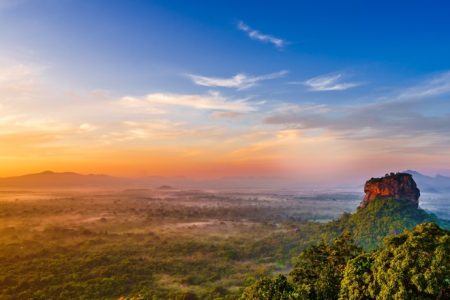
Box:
<box><xmin>0</xmin><ymin>171</ymin><xmax>299</xmax><ymax>190</ymax></box>
<box><xmin>0</xmin><ymin>171</ymin><xmax>131</xmax><ymax>188</ymax></box>
<box><xmin>404</xmin><ymin>170</ymin><xmax>450</xmax><ymax>193</ymax></box>
<box><xmin>2</xmin><ymin>169</ymin><xmax>450</xmax><ymax>192</ymax></box>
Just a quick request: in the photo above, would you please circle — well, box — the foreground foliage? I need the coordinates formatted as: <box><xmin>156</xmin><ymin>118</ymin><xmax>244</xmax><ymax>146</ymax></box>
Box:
<box><xmin>242</xmin><ymin>233</ymin><xmax>361</xmax><ymax>300</ymax></box>
<box><xmin>243</xmin><ymin>222</ymin><xmax>450</xmax><ymax>300</ymax></box>
<box><xmin>340</xmin><ymin>222</ymin><xmax>450</xmax><ymax>300</ymax></box>
<box><xmin>289</xmin><ymin>233</ymin><xmax>361</xmax><ymax>299</ymax></box>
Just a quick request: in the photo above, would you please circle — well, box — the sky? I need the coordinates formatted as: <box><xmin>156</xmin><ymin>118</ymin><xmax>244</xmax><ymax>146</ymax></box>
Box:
<box><xmin>1</xmin><ymin>0</ymin><xmax>450</xmax><ymax>184</ymax></box>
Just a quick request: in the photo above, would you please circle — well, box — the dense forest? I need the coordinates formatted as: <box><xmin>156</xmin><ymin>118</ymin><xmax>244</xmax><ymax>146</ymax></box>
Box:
<box><xmin>0</xmin><ymin>189</ymin><xmax>344</xmax><ymax>299</ymax></box>
<box><xmin>241</xmin><ymin>198</ymin><xmax>450</xmax><ymax>300</ymax></box>
<box><xmin>242</xmin><ymin>222</ymin><xmax>449</xmax><ymax>300</ymax></box>
<box><xmin>0</xmin><ymin>188</ymin><xmax>448</xmax><ymax>299</ymax></box>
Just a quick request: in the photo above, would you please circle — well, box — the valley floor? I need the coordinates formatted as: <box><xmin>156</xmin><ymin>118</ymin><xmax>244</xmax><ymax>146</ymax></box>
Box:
<box><xmin>0</xmin><ymin>188</ymin><xmax>360</xmax><ymax>299</ymax></box>
<box><xmin>0</xmin><ymin>188</ymin><xmax>446</xmax><ymax>299</ymax></box>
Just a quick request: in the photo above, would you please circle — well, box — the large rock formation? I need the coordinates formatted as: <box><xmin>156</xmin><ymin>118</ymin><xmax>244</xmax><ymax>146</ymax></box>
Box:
<box><xmin>359</xmin><ymin>172</ymin><xmax>420</xmax><ymax>208</ymax></box>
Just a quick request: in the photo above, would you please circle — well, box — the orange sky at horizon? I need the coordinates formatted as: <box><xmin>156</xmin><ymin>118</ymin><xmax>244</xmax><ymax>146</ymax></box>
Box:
<box><xmin>1</xmin><ymin>53</ymin><xmax>449</xmax><ymax>183</ymax></box>
<box><xmin>1</xmin><ymin>122</ymin><xmax>447</xmax><ymax>184</ymax></box>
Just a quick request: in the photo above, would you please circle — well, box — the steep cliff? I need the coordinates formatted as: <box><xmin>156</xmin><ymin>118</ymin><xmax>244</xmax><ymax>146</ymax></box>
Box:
<box><xmin>359</xmin><ymin>172</ymin><xmax>420</xmax><ymax>208</ymax></box>
<box><xmin>325</xmin><ymin>172</ymin><xmax>449</xmax><ymax>250</ymax></box>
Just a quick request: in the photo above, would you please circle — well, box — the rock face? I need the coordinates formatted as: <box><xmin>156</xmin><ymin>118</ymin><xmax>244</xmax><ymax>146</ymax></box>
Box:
<box><xmin>360</xmin><ymin>172</ymin><xmax>420</xmax><ymax>208</ymax></box>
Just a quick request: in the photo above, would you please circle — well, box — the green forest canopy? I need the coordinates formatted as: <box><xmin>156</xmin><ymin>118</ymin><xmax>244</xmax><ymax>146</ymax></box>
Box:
<box><xmin>242</xmin><ymin>195</ymin><xmax>450</xmax><ymax>300</ymax></box>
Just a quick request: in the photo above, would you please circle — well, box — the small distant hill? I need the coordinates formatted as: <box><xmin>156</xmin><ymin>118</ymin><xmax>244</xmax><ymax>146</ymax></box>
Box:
<box><xmin>0</xmin><ymin>171</ymin><xmax>130</xmax><ymax>189</ymax></box>
<box><xmin>156</xmin><ymin>185</ymin><xmax>175</xmax><ymax>190</ymax></box>
<box><xmin>405</xmin><ymin>169</ymin><xmax>450</xmax><ymax>193</ymax></box>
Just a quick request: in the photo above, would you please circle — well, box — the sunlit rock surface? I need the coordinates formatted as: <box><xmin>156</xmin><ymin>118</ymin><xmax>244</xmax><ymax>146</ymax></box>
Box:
<box><xmin>360</xmin><ymin>172</ymin><xmax>420</xmax><ymax>208</ymax></box>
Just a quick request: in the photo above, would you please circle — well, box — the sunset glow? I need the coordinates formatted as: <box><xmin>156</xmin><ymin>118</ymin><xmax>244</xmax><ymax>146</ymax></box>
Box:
<box><xmin>2</xmin><ymin>1</ymin><xmax>450</xmax><ymax>183</ymax></box>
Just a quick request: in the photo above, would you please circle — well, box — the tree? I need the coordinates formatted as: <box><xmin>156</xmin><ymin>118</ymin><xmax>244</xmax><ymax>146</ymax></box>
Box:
<box><xmin>241</xmin><ymin>275</ymin><xmax>303</xmax><ymax>300</ymax></box>
<box><xmin>338</xmin><ymin>253</ymin><xmax>374</xmax><ymax>300</ymax></box>
<box><xmin>340</xmin><ymin>223</ymin><xmax>450</xmax><ymax>300</ymax></box>
<box><xmin>241</xmin><ymin>222</ymin><xmax>449</xmax><ymax>300</ymax></box>
<box><xmin>289</xmin><ymin>232</ymin><xmax>361</xmax><ymax>300</ymax></box>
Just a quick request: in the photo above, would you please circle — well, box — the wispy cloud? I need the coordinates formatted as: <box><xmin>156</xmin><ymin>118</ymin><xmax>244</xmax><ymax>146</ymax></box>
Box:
<box><xmin>302</xmin><ymin>73</ymin><xmax>360</xmax><ymax>91</ymax></box>
<box><xmin>237</xmin><ymin>21</ymin><xmax>286</xmax><ymax>49</ymax></box>
<box><xmin>272</xmin><ymin>103</ymin><xmax>330</xmax><ymax>114</ymax></box>
<box><xmin>78</xmin><ymin>123</ymin><xmax>97</xmax><ymax>132</ymax></box>
<box><xmin>120</xmin><ymin>91</ymin><xmax>261</xmax><ymax>112</ymax></box>
<box><xmin>187</xmin><ymin>70</ymin><xmax>288</xmax><ymax>89</ymax></box>
<box><xmin>0</xmin><ymin>63</ymin><xmax>42</xmax><ymax>97</ymax></box>
<box><xmin>397</xmin><ymin>71</ymin><xmax>450</xmax><ymax>100</ymax></box>
<box><xmin>101</xmin><ymin>120</ymin><xmax>227</xmax><ymax>144</ymax></box>
<box><xmin>266</xmin><ymin>101</ymin><xmax>450</xmax><ymax>154</ymax></box>
<box><xmin>265</xmin><ymin>71</ymin><xmax>450</xmax><ymax>148</ymax></box>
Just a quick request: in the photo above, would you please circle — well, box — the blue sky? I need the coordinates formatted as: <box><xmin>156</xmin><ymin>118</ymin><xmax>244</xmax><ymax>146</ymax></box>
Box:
<box><xmin>4</xmin><ymin>0</ymin><xmax>450</xmax><ymax>93</ymax></box>
<box><xmin>1</xmin><ymin>0</ymin><xmax>450</xmax><ymax>181</ymax></box>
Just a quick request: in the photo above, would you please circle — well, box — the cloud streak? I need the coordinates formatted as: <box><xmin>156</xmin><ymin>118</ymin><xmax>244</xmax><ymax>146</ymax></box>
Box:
<box><xmin>261</xmin><ymin>70</ymin><xmax>450</xmax><ymax>159</ymax></box>
<box><xmin>120</xmin><ymin>91</ymin><xmax>261</xmax><ymax>112</ymax></box>
<box><xmin>187</xmin><ymin>70</ymin><xmax>288</xmax><ymax>89</ymax></box>
<box><xmin>397</xmin><ymin>71</ymin><xmax>450</xmax><ymax>100</ymax></box>
<box><xmin>302</xmin><ymin>73</ymin><xmax>360</xmax><ymax>91</ymax></box>
<box><xmin>237</xmin><ymin>21</ymin><xmax>286</xmax><ymax>49</ymax></box>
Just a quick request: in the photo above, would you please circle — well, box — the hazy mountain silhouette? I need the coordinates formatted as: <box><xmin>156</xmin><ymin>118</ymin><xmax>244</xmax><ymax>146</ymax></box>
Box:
<box><xmin>0</xmin><ymin>171</ymin><xmax>130</xmax><ymax>188</ymax></box>
<box><xmin>0</xmin><ymin>171</ymin><xmax>304</xmax><ymax>190</ymax></box>
<box><xmin>404</xmin><ymin>170</ymin><xmax>450</xmax><ymax>193</ymax></box>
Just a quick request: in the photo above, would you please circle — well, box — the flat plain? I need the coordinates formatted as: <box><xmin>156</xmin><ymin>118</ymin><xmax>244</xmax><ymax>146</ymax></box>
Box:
<box><xmin>0</xmin><ymin>188</ymin><xmax>362</xmax><ymax>299</ymax></box>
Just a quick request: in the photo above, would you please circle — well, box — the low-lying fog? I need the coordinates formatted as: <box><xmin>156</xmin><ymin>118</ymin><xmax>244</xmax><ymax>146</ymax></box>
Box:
<box><xmin>420</xmin><ymin>192</ymin><xmax>450</xmax><ymax>219</ymax></box>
